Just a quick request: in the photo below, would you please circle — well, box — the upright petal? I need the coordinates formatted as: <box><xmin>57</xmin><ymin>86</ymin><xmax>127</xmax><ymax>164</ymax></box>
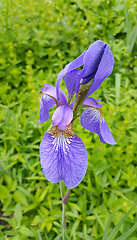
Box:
<box><xmin>64</xmin><ymin>69</ymin><xmax>80</xmax><ymax>103</ymax></box>
<box><xmin>56</xmin><ymin>50</ymin><xmax>87</xmax><ymax>105</ymax></box>
<box><xmin>38</xmin><ymin>93</ymin><xmax>55</xmax><ymax>124</ymax></box>
<box><xmin>81</xmin><ymin>107</ymin><xmax>116</xmax><ymax>145</ymax></box>
<box><xmin>81</xmin><ymin>40</ymin><xmax>107</xmax><ymax>84</ymax></box>
<box><xmin>52</xmin><ymin>105</ymin><xmax>64</xmax><ymax>127</ymax></box>
<box><xmin>40</xmin><ymin>126</ymin><xmax>88</xmax><ymax>189</ymax></box>
<box><xmin>58</xmin><ymin>105</ymin><xmax>73</xmax><ymax>130</ymax></box>
<box><xmin>52</xmin><ymin>105</ymin><xmax>73</xmax><ymax>131</ymax></box>
<box><xmin>87</xmin><ymin>44</ymin><xmax>114</xmax><ymax>96</ymax></box>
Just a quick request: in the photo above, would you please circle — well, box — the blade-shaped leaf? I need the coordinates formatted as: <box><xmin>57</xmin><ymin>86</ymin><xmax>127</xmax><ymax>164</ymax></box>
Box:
<box><xmin>106</xmin><ymin>206</ymin><xmax>134</xmax><ymax>240</ymax></box>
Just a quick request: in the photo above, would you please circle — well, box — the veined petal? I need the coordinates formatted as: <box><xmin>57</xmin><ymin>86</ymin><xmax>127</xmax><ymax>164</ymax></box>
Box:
<box><xmin>64</xmin><ymin>69</ymin><xmax>80</xmax><ymax>102</ymax></box>
<box><xmin>52</xmin><ymin>105</ymin><xmax>73</xmax><ymax>131</ymax></box>
<box><xmin>81</xmin><ymin>107</ymin><xmax>101</xmax><ymax>134</ymax></box>
<box><xmin>81</xmin><ymin>107</ymin><xmax>116</xmax><ymax>145</ymax></box>
<box><xmin>38</xmin><ymin>93</ymin><xmax>55</xmax><ymax>124</ymax></box>
<box><xmin>56</xmin><ymin>50</ymin><xmax>87</xmax><ymax>105</ymax></box>
<box><xmin>100</xmin><ymin>118</ymin><xmax>117</xmax><ymax>145</ymax></box>
<box><xmin>83</xmin><ymin>97</ymin><xmax>103</xmax><ymax>108</ymax></box>
<box><xmin>40</xmin><ymin>126</ymin><xmax>88</xmax><ymax>189</ymax></box>
<box><xmin>42</xmin><ymin>84</ymin><xmax>67</xmax><ymax>106</ymax></box>
<box><xmin>42</xmin><ymin>84</ymin><xmax>56</xmax><ymax>99</ymax></box>
<box><xmin>87</xmin><ymin>43</ymin><xmax>114</xmax><ymax>96</ymax></box>
<box><xmin>82</xmin><ymin>40</ymin><xmax>107</xmax><ymax>84</ymax></box>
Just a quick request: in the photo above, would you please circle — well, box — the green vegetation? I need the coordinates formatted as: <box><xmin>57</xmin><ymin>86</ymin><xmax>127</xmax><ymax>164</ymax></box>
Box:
<box><xmin>0</xmin><ymin>0</ymin><xmax>137</xmax><ymax>239</ymax></box>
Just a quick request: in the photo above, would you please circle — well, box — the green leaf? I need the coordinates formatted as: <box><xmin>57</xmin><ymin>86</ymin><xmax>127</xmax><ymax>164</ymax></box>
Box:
<box><xmin>37</xmin><ymin>230</ymin><xmax>42</xmax><ymax>240</ymax></box>
<box><xmin>102</xmin><ymin>213</ymin><xmax>115</xmax><ymax>240</ymax></box>
<box><xmin>14</xmin><ymin>203</ymin><xmax>22</xmax><ymax>225</ymax></box>
<box><xmin>17</xmin><ymin>187</ymin><xmax>34</xmax><ymax>201</ymax></box>
<box><xmin>0</xmin><ymin>185</ymin><xmax>9</xmax><ymax>199</ymax></box>
<box><xmin>127</xmin><ymin>23</ymin><xmax>137</xmax><ymax>53</ymax></box>
<box><xmin>115</xmin><ymin>73</ymin><xmax>121</xmax><ymax>104</ymax></box>
<box><xmin>13</xmin><ymin>190</ymin><xmax>28</xmax><ymax>206</ymax></box>
<box><xmin>66</xmin><ymin>212</ymin><xmax>83</xmax><ymax>220</ymax></box>
<box><xmin>106</xmin><ymin>206</ymin><xmax>134</xmax><ymax>240</ymax></box>
<box><xmin>115</xmin><ymin>222</ymin><xmax>137</xmax><ymax>240</ymax></box>
<box><xmin>12</xmin><ymin>235</ymin><xmax>20</xmax><ymax>240</ymax></box>
<box><xmin>19</xmin><ymin>226</ymin><xmax>35</xmax><ymax>237</ymax></box>
<box><xmin>114</xmin><ymin>169</ymin><xmax>121</xmax><ymax>186</ymax></box>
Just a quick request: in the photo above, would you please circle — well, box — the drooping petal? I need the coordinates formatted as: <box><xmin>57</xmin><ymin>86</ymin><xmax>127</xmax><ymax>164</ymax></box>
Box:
<box><xmin>52</xmin><ymin>105</ymin><xmax>73</xmax><ymax>131</ymax></box>
<box><xmin>41</xmin><ymin>84</ymin><xmax>56</xmax><ymax>99</ymax></box>
<box><xmin>38</xmin><ymin>93</ymin><xmax>55</xmax><ymax>124</ymax></box>
<box><xmin>81</xmin><ymin>107</ymin><xmax>101</xmax><ymax>134</ymax></box>
<box><xmin>83</xmin><ymin>97</ymin><xmax>103</xmax><ymax>108</ymax></box>
<box><xmin>100</xmin><ymin>118</ymin><xmax>117</xmax><ymax>145</ymax></box>
<box><xmin>81</xmin><ymin>107</ymin><xmax>116</xmax><ymax>145</ymax></box>
<box><xmin>40</xmin><ymin>126</ymin><xmax>88</xmax><ymax>189</ymax></box>
<box><xmin>56</xmin><ymin>50</ymin><xmax>87</xmax><ymax>105</ymax></box>
<box><xmin>42</xmin><ymin>84</ymin><xmax>67</xmax><ymax>106</ymax></box>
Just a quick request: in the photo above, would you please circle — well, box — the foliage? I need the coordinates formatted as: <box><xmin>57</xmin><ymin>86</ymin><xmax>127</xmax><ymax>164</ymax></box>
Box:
<box><xmin>0</xmin><ymin>0</ymin><xmax>137</xmax><ymax>239</ymax></box>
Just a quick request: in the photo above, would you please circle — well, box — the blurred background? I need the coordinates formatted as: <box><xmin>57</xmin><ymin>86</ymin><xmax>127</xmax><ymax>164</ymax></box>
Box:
<box><xmin>0</xmin><ymin>0</ymin><xmax>137</xmax><ymax>239</ymax></box>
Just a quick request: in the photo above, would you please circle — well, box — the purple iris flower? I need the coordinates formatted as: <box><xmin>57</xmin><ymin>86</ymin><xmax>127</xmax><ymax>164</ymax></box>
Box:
<box><xmin>39</xmin><ymin>40</ymin><xmax>116</xmax><ymax>189</ymax></box>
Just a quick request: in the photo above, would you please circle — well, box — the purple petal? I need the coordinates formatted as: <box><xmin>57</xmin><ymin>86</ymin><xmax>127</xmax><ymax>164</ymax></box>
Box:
<box><xmin>42</xmin><ymin>84</ymin><xmax>67</xmax><ymax>106</ymax></box>
<box><xmin>83</xmin><ymin>97</ymin><xmax>103</xmax><ymax>108</ymax></box>
<box><xmin>100</xmin><ymin>118</ymin><xmax>117</xmax><ymax>145</ymax></box>
<box><xmin>42</xmin><ymin>84</ymin><xmax>56</xmax><ymax>98</ymax></box>
<box><xmin>58</xmin><ymin>105</ymin><xmax>73</xmax><ymax>130</ymax></box>
<box><xmin>39</xmin><ymin>94</ymin><xmax>55</xmax><ymax>124</ymax></box>
<box><xmin>82</xmin><ymin>40</ymin><xmax>107</xmax><ymax>84</ymax></box>
<box><xmin>56</xmin><ymin>50</ymin><xmax>87</xmax><ymax>105</ymax></box>
<box><xmin>81</xmin><ymin>107</ymin><xmax>101</xmax><ymax>134</ymax></box>
<box><xmin>52</xmin><ymin>105</ymin><xmax>64</xmax><ymax>127</ymax></box>
<box><xmin>64</xmin><ymin>69</ymin><xmax>80</xmax><ymax>102</ymax></box>
<box><xmin>87</xmin><ymin>43</ymin><xmax>114</xmax><ymax>96</ymax></box>
<box><xmin>81</xmin><ymin>107</ymin><xmax>116</xmax><ymax>145</ymax></box>
<box><xmin>40</xmin><ymin>127</ymin><xmax>88</xmax><ymax>189</ymax></box>
<box><xmin>52</xmin><ymin>105</ymin><xmax>73</xmax><ymax>130</ymax></box>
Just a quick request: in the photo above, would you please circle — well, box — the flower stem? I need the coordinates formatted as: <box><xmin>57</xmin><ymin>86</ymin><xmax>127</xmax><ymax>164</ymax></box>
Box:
<box><xmin>59</xmin><ymin>181</ymin><xmax>65</xmax><ymax>240</ymax></box>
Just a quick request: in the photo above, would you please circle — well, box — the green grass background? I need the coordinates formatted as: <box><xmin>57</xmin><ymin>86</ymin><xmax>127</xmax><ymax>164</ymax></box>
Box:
<box><xmin>0</xmin><ymin>0</ymin><xmax>137</xmax><ymax>239</ymax></box>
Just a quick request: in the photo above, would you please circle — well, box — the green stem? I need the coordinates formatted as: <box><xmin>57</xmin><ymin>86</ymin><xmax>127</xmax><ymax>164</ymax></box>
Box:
<box><xmin>6</xmin><ymin>0</ymin><xmax>10</xmax><ymax>30</ymax></box>
<box><xmin>59</xmin><ymin>181</ymin><xmax>65</xmax><ymax>240</ymax></box>
<box><xmin>73</xmin><ymin>78</ymin><xmax>93</xmax><ymax>119</ymax></box>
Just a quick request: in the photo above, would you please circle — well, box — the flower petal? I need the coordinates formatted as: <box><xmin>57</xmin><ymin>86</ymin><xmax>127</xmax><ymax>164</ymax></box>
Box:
<box><xmin>87</xmin><ymin>43</ymin><xmax>114</xmax><ymax>96</ymax></box>
<box><xmin>52</xmin><ymin>105</ymin><xmax>64</xmax><ymax>127</ymax></box>
<box><xmin>42</xmin><ymin>84</ymin><xmax>56</xmax><ymax>98</ymax></box>
<box><xmin>58</xmin><ymin>105</ymin><xmax>73</xmax><ymax>130</ymax></box>
<box><xmin>100</xmin><ymin>118</ymin><xmax>117</xmax><ymax>145</ymax></box>
<box><xmin>56</xmin><ymin>50</ymin><xmax>87</xmax><ymax>104</ymax></box>
<box><xmin>52</xmin><ymin>105</ymin><xmax>73</xmax><ymax>130</ymax></box>
<box><xmin>81</xmin><ymin>107</ymin><xmax>101</xmax><ymax>134</ymax></box>
<box><xmin>38</xmin><ymin>93</ymin><xmax>55</xmax><ymax>124</ymax></box>
<box><xmin>82</xmin><ymin>40</ymin><xmax>107</xmax><ymax>84</ymax></box>
<box><xmin>83</xmin><ymin>97</ymin><xmax>103</xmax><ymax>108</ymax></box>
<box><xmin>81</xmin><ymin>107</ymin><xmax>116</xmax><ymax>144</ymax></box>
<box><xmin>40</xmin><ymin>127</ymin><xmax>88</xmax><ymax>189</ymax></box>
<box><xmin>64</xmin><ymin>69</ymin><xmax>80</xmax><ymax>102</ymax></box>
<box><xmin>42</xmin><ymin>84</ymin><xmax>67</xmax><ymax>106</ymax></box>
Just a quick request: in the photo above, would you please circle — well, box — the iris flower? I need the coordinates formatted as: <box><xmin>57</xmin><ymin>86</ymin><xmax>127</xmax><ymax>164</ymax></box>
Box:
<box><xmin>39</xmin><ymin>40</ymin><xmax>116</xmax><ymax>189</ymax></box>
